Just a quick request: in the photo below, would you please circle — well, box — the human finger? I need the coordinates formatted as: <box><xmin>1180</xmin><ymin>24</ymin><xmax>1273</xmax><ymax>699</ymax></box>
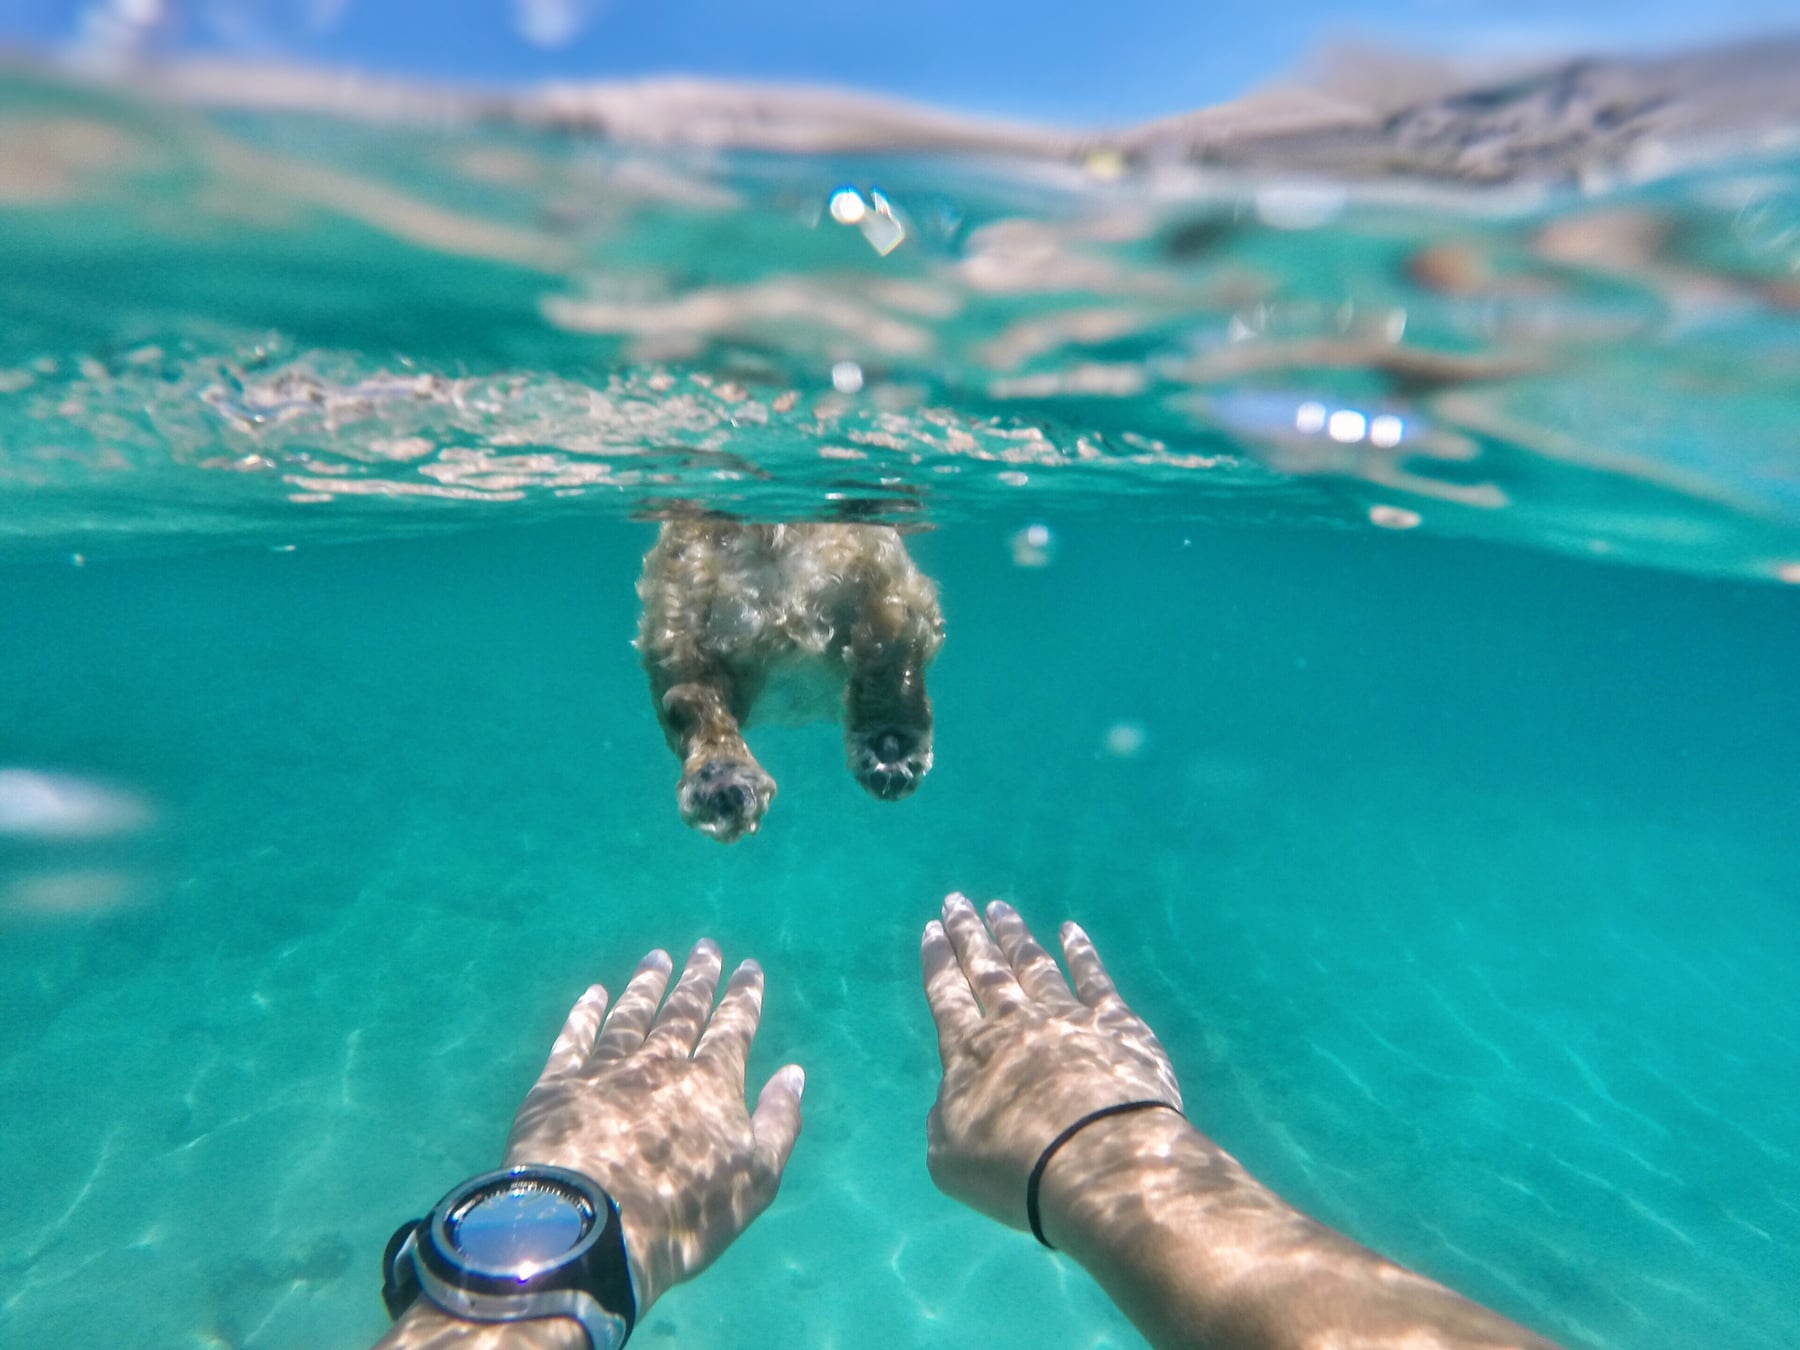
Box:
<box><xmin>921</xmin><ymin>920</ymin><xmax>979</xmax><ymax>1057</ymax></box>
<box><xmin>750</xmin><ymin>1063</ymin><xmax>805</xmax><ymax>1187</ymax></box>
<box><xmin>642</xmin><ymin>939</ymin><xmax>724</xmax><ymax>1058</ymax></box>
<box><xmin>986</xmin><ymin>901</ymin><xmax>1078</xmax><ymax>1008</ymax></box>
<box><xmin>941</xmin><ymin>893</ymin><xmax>1023</xmax><ymax>1015</ymax></box>
<box><xmin>695</xmin><ymin>959</ymin><xmax>764</xmax><ymax>1080</ymax></box>
<box><xmin>1060</xmin><ymin>921</ymin><xmax>1121</xmax><ymax>1008</ymax></box>
<box><xmin>537</xmin><ymin>983</ymin><xmax>608</xmax><ymax>1081</ymax></box>
<box><xmin>590</xmin><ymin>949</ymin><xmax>674</xmax><ymax>1062</ymax></box>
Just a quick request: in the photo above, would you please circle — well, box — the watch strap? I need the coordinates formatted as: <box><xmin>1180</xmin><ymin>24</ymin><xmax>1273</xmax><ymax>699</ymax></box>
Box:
<box><xmin>381</xmin><ymin>1218</ymin><xmax>423</xmax><ymax>1321</ymax></box>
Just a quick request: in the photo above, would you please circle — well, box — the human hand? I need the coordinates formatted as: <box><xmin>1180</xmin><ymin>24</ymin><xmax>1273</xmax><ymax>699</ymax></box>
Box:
<box><xmin>501</xmin><ymin>940</ymin><xmax>805</xmax><ymax>1313</ymax></box>
<box><xmin>920</xmin><ymin>899</ymin><xmax>1568</xmax><ymax>1350</ymax></box>
<box><xmin>920</xmin><ymin>894</ymin><xmax>1182</xmax><ymax>1231</ymax></box>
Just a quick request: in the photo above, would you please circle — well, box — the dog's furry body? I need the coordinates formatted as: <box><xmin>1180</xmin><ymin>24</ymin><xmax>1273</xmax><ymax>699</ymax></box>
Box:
<box><xmin>636</xmin><ymin>521</ymin><xmax>944</xmax><ymax>841</ymax></box>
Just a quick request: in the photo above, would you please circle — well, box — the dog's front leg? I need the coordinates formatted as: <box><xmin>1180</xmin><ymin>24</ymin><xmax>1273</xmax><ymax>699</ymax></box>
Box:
<box><xmin>845</xmin><ymin>656</ymin><xmax>935</xmax><ymax>801</ymax></box>
<box><xmin>659</xmin><ymin>678</ymin><xmax>776</xmax><ymax>842</ymax></box>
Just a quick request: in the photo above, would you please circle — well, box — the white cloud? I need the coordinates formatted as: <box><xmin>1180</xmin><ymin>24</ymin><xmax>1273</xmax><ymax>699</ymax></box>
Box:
<box><xmin>514</xmin><ymin>0</ymin><xmax>606</xmax><ymax>49</ymax></box>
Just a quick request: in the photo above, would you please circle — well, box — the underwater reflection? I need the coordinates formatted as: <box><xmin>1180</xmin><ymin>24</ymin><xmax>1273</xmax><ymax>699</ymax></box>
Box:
<box><xmin>0</xmin><ymin>767</ymin><xmax>162</xmax><ymax>918</ymax></box>
<box><xmin>0</xmin><ymin>767</ymin><xmax>151</xmax><ymax>838</ymax></box>
<box><xmin>634</xmin><ymin>519</ymin><xmax>944</xmax><ymax>842</ymax></box>
<box><xmin>5</xmin><ymin>40</ymin><xmax>1798</xmax><ymax>577</ymax></box>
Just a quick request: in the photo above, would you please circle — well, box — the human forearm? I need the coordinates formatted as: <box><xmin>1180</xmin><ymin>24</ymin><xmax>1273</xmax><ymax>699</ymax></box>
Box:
<box><xmin>1041</xmin><ymin>1111</ymin><xmax>1561</xmax><ymax>1350</ymax></box>
<box><xmin>920</xmin><ymin>897</ymin><xmax>1560</xmax><ymax>1348</ymax></box>
<box><xmin>373</xmin><ymin>1303</ymin><xmax>586</xmax><ymax>1349</ymax></box>
<box><xmin>371</xmin><ymin>943</ymin><xmax>803</xmax><ymax>1350</ymax></box>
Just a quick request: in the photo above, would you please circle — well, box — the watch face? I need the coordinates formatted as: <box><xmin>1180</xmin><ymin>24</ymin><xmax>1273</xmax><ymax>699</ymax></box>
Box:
<box><xmin>399</xmin><ymin>1166</ymin><xmax>635</xmax><ymax>1350</ymax></box>
<box><xmin>447</xmin><ymin>1178</ymin><xmax>594</xmax><ymax>1274</ymax></box>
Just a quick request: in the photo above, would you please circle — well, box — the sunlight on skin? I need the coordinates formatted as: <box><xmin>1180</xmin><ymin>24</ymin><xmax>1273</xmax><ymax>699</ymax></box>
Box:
<box><xmin>374</xmin><ymin>900</ymin><xmax>1560</xmax><ymax>1347</ymax></box>
<box><xmin>921</xmin><ymin>894</ymin><xmax>1184</xmax><ymax>1228</ymax></box>
<box><xmin>922</xmin><ymin>894</ymin><xmax>1564</xmax><ymax>1350</ymax></box>
<box><xmin>374</xmin><ymin>940</ymin><xmax>803</xmax><ymax>1349</ymax></box>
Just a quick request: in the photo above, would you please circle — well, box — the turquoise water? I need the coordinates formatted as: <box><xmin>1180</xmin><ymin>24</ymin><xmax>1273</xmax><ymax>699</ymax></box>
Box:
<box><xmin>3</xmin><ymin>57</ymin><xmax>1800</xmax><ymax>1350</ymax></box>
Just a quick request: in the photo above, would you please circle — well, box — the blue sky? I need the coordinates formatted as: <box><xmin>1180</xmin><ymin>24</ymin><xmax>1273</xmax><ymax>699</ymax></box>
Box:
<box><xmin>1</xmin><ymin>0</ymin><xmax>1793</xmax><ymax>125</ymax></box>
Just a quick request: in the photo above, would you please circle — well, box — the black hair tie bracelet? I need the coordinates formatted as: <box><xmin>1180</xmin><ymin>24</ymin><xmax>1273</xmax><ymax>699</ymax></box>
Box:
<box><xmin>1026</xmin><ymin>1099</ymin><xmax>1184</xmax><ymax>1248</ymax></box>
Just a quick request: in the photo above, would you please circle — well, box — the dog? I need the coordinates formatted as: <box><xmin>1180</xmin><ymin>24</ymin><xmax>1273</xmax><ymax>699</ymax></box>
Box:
<box><xmin>635</xmin><ymin>519</ymin><xmax>944</xmax><ymax>842</ymax></box>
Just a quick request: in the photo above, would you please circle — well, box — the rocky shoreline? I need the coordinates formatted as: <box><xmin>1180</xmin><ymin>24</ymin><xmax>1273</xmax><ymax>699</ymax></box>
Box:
<box><xmin>9</xmin><ymin>33</ymin><xmax>1796</xmax><ymax>186</ymax></box>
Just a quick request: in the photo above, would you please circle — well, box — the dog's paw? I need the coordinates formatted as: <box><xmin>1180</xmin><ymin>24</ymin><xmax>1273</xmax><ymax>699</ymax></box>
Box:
<box><xmin>848</xmin><ymin>726</ymin><xmax>933</xmax><ymax>802</ymax></box>
<box><xmin>678</xmin><ymin>758</ymin><xmax>777</xmax><ymax>842</ymax></box>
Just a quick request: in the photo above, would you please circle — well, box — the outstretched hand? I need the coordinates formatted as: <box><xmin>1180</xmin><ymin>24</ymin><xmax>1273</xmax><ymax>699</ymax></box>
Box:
<box><xmin>920</xmin><ymin>893</ymin><xmax>1182</xmax><ymax>1231</ymax></box>
<box><xmin>503</xmin><ymin>940</ymin><xmax>805</xmax><ymax>1313</ymax></box>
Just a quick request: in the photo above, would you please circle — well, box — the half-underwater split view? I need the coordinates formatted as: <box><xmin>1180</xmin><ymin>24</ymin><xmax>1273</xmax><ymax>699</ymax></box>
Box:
<box><xmin>2</xmin><ymin>3</ymin><xmax>1798</xmax><ymax>1348</ymax></box>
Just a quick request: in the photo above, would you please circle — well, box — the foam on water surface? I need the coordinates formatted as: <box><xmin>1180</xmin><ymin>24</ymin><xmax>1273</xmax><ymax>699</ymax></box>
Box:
<box><xmin>3</xmin><ymin>51</ymin><xmax>1800</xmax><ymax>577</ymax></box>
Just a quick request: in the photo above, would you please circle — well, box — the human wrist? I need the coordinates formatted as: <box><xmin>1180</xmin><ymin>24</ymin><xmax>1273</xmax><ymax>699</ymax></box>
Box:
<box><xmin>1037</xmin><ymin>1112</ymin><xmax>1397</xmax><ymax>1350</ymax></box>
<box><xmin>1037</xmin><ymin>1107</ymin><xmax>1295</xmax><ymax>1274</ymax></box>
<box><xmin>611</xmin><ymin>1207</ymin><xmax>662</xmax><ymax>1314</ymax></box>
<box><xmin>498</xmin><ymin>1150</ymin><xmax>662</xmax><ymax>1314</ymax></box>
<box><xmin>1036</xmin><ymin>1107</ymin><xmax>1211</xmax><ymax>1255</ymax></box>
<box><xmin>383</xmin><ymin>1162</ymin><xmax>641</xmax><ymax>1350</ymax></box>
<box><xmin>377</xmin><ymin>1301</ymin><xmax>589</xmax><ymax>1349</ymax></box>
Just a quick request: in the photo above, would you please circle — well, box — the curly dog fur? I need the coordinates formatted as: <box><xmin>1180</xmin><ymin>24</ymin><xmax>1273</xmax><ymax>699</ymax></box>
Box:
<box><xmin>636</xmin><ymin>520</ymin><xmax>945</xmax><ymax>842</ymax></box>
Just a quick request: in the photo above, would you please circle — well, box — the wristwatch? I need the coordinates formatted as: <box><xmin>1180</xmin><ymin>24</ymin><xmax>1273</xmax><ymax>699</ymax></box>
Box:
<box><xmin>382</xmin><ymin>1164</ymin><xmax>637</xmax><ymax>1349</ymax></box>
